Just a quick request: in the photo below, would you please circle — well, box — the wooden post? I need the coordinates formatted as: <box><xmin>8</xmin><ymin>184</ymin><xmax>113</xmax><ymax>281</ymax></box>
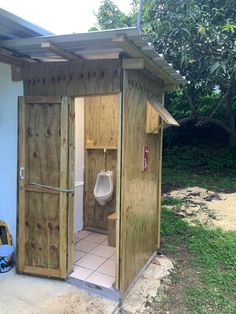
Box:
<box><xmin>157</xmin><ymin>93</ymin><xmax>164</xmax><ymax>249</ymax></box>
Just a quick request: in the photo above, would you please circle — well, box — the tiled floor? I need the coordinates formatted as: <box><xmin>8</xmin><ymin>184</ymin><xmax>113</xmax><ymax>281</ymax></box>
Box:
<box><xmin>70</xmin><ymin>230</ymin><xmax>116</xmax><ymax>288</ymax></box>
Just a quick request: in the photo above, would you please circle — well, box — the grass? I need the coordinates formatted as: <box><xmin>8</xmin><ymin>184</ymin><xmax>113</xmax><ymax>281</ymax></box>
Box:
<box><xmin>162</xmin><ymin>145</ymin><xmax>236</xmax><ymax>192</ymax></box>
<box><xmin>153</xmin><ymin>207</ymin><xmax>236</xmax><ymax>313</ymax></box>
<box><xmin>148</xmin><ymin>144</ymin><xmax>236</xmax><ymax>313</ymax></box>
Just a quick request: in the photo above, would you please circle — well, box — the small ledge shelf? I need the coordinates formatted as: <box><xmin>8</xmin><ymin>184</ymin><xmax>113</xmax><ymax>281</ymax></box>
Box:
<box><xmin>85</xmin><ymin>145</ymin><xmax>117</xmax><ymax>150</ymax></box>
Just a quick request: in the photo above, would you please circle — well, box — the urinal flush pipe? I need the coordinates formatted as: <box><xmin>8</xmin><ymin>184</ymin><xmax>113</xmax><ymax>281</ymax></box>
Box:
<box><xmin>103</xmin><ymin>148</ymin><xmax>107</xmax><ymax>171</ymax></box>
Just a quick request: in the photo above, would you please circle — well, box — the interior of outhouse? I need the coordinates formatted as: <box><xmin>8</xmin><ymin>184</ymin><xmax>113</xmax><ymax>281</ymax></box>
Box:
<box><xmin>69</xmin><ymin>94</ymin><xmax>118</xmax><ymax>288</ymax></box>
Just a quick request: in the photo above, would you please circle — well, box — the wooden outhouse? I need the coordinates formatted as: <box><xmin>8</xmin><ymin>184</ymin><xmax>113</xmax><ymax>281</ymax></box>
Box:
<box><xmin>0</xmin><ymin>27</ymin><xmax>185</xmax><ymax>298</ymax></box>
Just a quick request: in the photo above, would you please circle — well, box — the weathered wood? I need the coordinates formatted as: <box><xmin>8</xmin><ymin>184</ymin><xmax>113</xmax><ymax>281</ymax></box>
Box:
<box><xmin>25</xmin><ymin>96</ymin><xmax>61</xmax><ymax>104</ymax></box>
<box><xmin>122</xmin><ymin>58</ymin><xmax>144</xmax><ymax>70</ymax></box>
<box><xmin>157</xmin><ymin>94</ymin><xmax>164</xmax><ymax>249</ymax></box>
<box><xmin>11</xmin><ymin>65</ymin><xmax>23</xmax><ymax>81</ymax></box>
<box><xmin>84</xmin><ymin>149</ymin><xmax>117</xmax><ymax>231</ymax></box>
<box><xmin>67</xmin><ymin>97</ymin><xmax>75</xmax><ymax>274</ymax></box>
<box><xmin>115</xmin><ymin>91</ymin><xmax>123</xmax><ymax>289</ymax></box>
<box><xmin>23</xmin><ymin>266</ymin><xmax>60</xmax><ymax>277</ymax></box>
<box><xmin>41</xmin><ymin>41</ymin><xmax>82</xmax><ymax>61</ymax></box>
<box><xmin>0</xmin><ymin>51</ymin><xmax>23</xmax><ymax>66</ymax></box>
<box><xmin>59</xmin><ymin>97</ymin><xmax>69</xmax><ymax>278</ymax></box>
<box><xmin>85</xmin><ymin>95</ymin><xmax>118</xmax><ymax>149</ymax></box>
<box><xmin>17</xmin><ymin>96</ymin><xmax>72</xmax><ymax>279</ymax></box>
<box><xmin>148</xmin><ymin>96</ymin><xmax>180</xmax><ymax>127</ymax></box>
<box><xmin>83</xmin><ymin>95</ymin><xmax>118</xmax><ymax>231</ymax></box>
<box><xmin>17</xmin><ymin>97</ymin><xmax>26</xmax><ymax>272</ymax></box>
<box><xmin>120</xmin><ymin>70</ymin><xmax>160</xmax><ymax>294</ymax></box>
<box><xmin>107</xmin><ymin>212</ymin><xmax>116</xmax><ymax>247</ymax></box>
<box><xmin>146</xmin><ymin>100</ymin><xmax>159</xmax><ymax>134</ymax></box>
<box><xmin>23</xmin><ymin>59</ymin><xmax>121</xmax><ymax>96</ymax></box>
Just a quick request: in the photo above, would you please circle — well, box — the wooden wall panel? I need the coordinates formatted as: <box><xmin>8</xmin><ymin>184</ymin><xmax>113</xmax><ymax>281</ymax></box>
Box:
<box><xmin>120</xmin><ymin>70</ymin><xmax>163</xmax><ymax>294</ymax></box>
<box><xmin>85</xmin><ymin>95</ymin><xmax>118</xmax><ymax>149</ymax></box>
<box><xmin>83</xmin><ymin>95</ymin><xmax>118</xmax><ymax>230</ymax></box>
<box><xmin>84</xmin><ymin>150</ymin><xmax>117</xmax><ymax>231</ymax></box>
<box><xmin>23</xmin><ymin>59</ymin><xmax>121</xmax><ymax>96</ymax></box>
<box><xmin>146</xmin><ymin>101</ymin><xmax>160</xmax><ymax>133</ymax></box>
<box><xmin>25</xmin><ymin>101</ymin><xmax>61</xmax><ymax>270</ymax></box>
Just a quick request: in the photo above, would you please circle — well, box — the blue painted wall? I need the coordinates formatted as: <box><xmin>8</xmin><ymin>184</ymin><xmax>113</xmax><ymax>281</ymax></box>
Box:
<box><xmin>0</xmin><ymin>63</ymin><xmax>23</xmax><ymax>247</ymax></box>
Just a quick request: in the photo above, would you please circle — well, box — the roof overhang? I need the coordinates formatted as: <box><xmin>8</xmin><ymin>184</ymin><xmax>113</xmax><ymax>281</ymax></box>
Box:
<box><xmin>0</xmin><ymin>27</ymin><xmax>186</xmax><ymax>86</ymax></box>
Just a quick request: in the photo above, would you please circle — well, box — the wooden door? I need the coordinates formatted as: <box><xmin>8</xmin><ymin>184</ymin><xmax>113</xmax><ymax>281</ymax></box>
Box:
<box><xmin>17</xmin><ymin>96</ymin><xmax>75</xmax><ymax>279</ymax></box>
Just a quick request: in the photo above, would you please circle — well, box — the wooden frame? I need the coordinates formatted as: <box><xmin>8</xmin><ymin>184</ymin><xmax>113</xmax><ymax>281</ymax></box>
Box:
<box><xmin>18</xmin><ymin>57</ymin><xmax>175</xmax><ymax>295</ymax></box>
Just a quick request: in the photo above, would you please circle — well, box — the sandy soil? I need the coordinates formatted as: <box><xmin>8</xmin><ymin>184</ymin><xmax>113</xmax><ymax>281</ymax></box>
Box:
<box><xmin>165</xmin><ymin>187</ymin><xmax>236</xmax><ymax>231</ymax></box>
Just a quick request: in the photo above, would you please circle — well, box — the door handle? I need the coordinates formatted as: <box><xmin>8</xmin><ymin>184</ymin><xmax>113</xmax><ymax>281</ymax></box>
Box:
<box><xmin>19</xmin><ymin>167</ymin><xmax>24</xmax><ymax>180</ymax></box>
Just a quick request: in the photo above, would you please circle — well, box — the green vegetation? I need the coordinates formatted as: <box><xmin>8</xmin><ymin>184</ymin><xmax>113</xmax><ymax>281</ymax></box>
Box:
<box><xmin>93</xmin><ymin>0</ymin><xmax>236</xmax><ymax>147</ymax></box>
<box><xmin>162</xmin><ymin>144</ymin><xmax>236</xmax><ymax>192</ymax></box>
<box><xmin>158</xmin><ymin>207</ymin><xmax>236</xmax><ymax>313</ymax></box>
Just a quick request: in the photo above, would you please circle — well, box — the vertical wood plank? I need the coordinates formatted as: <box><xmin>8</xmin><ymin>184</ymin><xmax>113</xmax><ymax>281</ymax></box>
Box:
<box><xmin>120</xmin><ymin>70</ymin><xmax>160</xmax><ymax>294</ymax></box>
<box><xmin>115</xmin><ymin>92</ymin><xmax>123</xmax><ymax>289</ymax></box>
<box><xmin>67</xmin><ymin>97</ymin><xmax>75</xmax><ymax>274</ymax></box>
<box><xmin>157</xmin><ymin>93</ymin><xmax>164</xmax><ymax>248</ymax></box>
<box><xmin>59</xmin><ymin>96</ymin><xmax>69</xmax><ymax>278</ymax></box>
<box><xmin>17</xmin><ymin>96</ymin><xmax>26</xmax><ymax>272</ymax></box>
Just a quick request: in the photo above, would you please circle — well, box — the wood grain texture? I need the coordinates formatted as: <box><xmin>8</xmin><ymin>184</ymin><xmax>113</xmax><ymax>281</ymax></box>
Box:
<box><xmin>146</xmin><ymin>101</ymin><xmax>159</xmax><ymax>133</ymax></box>
<box><xmin>67</xmin><ymin>97</ymin><xmax>75</xmax><ymax>274</ymax></box>
<box><xmin>156</xmin><ymin>94</ymin><xmax>164</xmax><ymax>248</ymax></box>
<box><xmin>84</xmin><ymin>149</ymin><xmax>117</xmax><ymax>231</ymax></box>
<box><xmin>23</xmin><ymin>59</ymin><xmax>121</xmax><ymax>96</ymax></box>
<box><xmin>17</xmin><ymin>97</ymin><xmax>26</xmax><ymax>272</ymax></box>
<box><xmin>84</xmin><ymin>95</ymin><xmax>118</xmax><ymax>149</ymax></box>
<box><xmin>17</xmin><ymin>96</ymin><xmax>73</xmax><ymax>279</ymax></box>
<box><xmin>83</xmin><ymin>95</ymin><xmax>118</xmax><ymax>231</ymax></box>
<box><xmin>119</xmin><ymin>70</ymin><xmax>161</xmax><ymax>294</ymax></box>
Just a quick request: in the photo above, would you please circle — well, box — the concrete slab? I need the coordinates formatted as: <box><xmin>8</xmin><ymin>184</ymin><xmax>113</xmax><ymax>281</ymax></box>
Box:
<box><xmin>0</xmin><ymin>269</ymin><xmax>118</xmax><ymax>314</ymax></box>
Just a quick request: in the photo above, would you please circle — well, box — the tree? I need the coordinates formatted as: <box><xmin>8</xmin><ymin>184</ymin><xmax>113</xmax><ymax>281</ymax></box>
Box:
<box><xmin>95</xmin><ymin>0</ymin><xmax>236</xmax><ymax>146</ymax></box>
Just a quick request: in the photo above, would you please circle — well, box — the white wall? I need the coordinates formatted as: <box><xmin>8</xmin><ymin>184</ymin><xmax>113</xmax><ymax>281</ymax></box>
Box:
<box><xmin>0</xmin><ymin>63</ymin><xmax>23</xmax><ymax>247</ymax></box>
<box><xmin>74</xmin><ymin>98</ymin><xmax>84</xmax><ymax>233</ymax></box>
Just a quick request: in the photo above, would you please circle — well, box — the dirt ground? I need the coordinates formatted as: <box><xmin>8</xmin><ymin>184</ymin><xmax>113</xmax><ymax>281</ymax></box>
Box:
<box><xmin>165</xmin><ymin>187</ymin><xmax>236</xmax><ymax>231</ymax></box>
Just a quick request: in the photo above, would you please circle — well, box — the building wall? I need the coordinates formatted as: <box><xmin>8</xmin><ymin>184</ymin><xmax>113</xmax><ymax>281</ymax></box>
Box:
<box><xmin>119</xmin><ymin>70</ymin><xmax>163</xmax><ymax>294</ymax></box>
<box><xmin>0</xmin><ymin>63</ymin><xmax>23</xmax><ymax>246</ymax></box>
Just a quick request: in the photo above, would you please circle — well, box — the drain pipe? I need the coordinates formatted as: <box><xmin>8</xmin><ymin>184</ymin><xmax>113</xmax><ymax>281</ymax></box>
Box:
<box><xmin>137</xmin><ymin>0</ymin><xmax>143</xmax><ymax>31</ymax></box>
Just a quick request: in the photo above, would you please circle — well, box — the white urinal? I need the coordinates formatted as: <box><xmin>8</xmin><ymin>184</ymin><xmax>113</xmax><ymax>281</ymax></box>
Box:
<box><xmin>94</xmin><ymin>171</ymin><xmax>113</xmax><ymax>206</ymax></box>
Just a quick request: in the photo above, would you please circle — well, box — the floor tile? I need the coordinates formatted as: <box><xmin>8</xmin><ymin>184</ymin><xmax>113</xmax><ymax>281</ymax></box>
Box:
<box><xmin>76</xmin><ymin>253</ymin><xmax>106</xmax><ymax>271</ymax></box>
<box><xmin>86</xmin><ymin>272</ymin><xmax>115</xmax><ymax>288</ymax></box>
<box><xmin>90</xmin><ymin>244</ymin><xmax>115</xmax><ymax>258</ymax></box>
<box><xmin>70</xmin><ymin>266</ymin><xmax>93</xmax><ymax>280</ymax></box>
<box><xmin>74</xmin><ymin>250</ymin><xmax>86</xmax><ymax>262</ymax></box>
<box><xmin>74</xmin><ymin>239</ymin><xmax>98</xmax><ymax>253</ymax></box>
<box><xmin>97</xmin><ymin>259</ymin><xmax>115</xmax><ymax>277</ymax></box>
<box><xmin>85</xmin><ymin>233</ymin><xmax>108</xmax><ymax>244</ymax></box>
<box><xmin>109</xmin><ymin>253</ymin><xmax>116</xmax><ymax>261</ymax></box>
<box><xmin>77</xmin><ymin>230</ymin><xmax>92</xmax><ymax>240</ymax></box>
<box><xmin>102</xmin><ymin>238</ymin><xmax>109</xmax><ymax>246</ymax></box>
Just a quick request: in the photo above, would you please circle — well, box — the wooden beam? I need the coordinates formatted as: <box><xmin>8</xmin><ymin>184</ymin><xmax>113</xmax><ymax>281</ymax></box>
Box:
<box><xmin>41</xmin><ymin>41</ymin><xmax>82</xmax><ymax>61</ymax></box>
<box><xmin>11</xmin><ymin>65</ymin><xmax>23</xmax><ymax>81</ymax></box>
<box><xmin>113</xmin><ymin>35</ymin><xmax>177</xmax><ymax>85</ymax></box>
<box><xmin>0</xmin><ymin>51</ymin><xmax>23</xmax><ymax>67</ymax></box>
<box><xmin>122</xmin><ymin>58</ymin><xmax>144</xmax><ymax>70</ymax></box>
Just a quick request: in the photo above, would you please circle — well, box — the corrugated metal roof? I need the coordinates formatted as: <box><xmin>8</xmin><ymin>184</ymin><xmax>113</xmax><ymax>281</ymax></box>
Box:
<box><xmin>0</xmin><ymin>8</ymin><xmax>53</xmax><ymax>40</ymax></box>
<box><xmin>0</xmin><ymin>26</ymin><xmax>186</xmax><ymax>85</ymax></box>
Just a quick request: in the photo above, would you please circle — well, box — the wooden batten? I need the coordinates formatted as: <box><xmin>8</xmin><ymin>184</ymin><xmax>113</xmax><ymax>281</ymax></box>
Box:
<box><xmin>23</xmin><ymin>59</ymin><xmax>121</xmax><ymax>96</ymax></box>
<box><xmin>41</xmin><ymin>42</ymin><xmax>82</xmax><ymax>61</ymax></box>
<box><xmin>122</xmin><ymin>58</ymin><xmax>144</xmax><ymax>70</ymax></box>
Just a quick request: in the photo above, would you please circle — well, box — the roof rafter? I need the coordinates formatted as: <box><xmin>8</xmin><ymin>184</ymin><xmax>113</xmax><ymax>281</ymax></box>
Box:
<box><xmin>41</xmin><ymin>41</ymin><xmax>83</xmax><ymax>61</ymax></box>
<box><xmin>112</xmin><ymin>34</ymin><xmax>177</xmax><ymax>85</ymax></box>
